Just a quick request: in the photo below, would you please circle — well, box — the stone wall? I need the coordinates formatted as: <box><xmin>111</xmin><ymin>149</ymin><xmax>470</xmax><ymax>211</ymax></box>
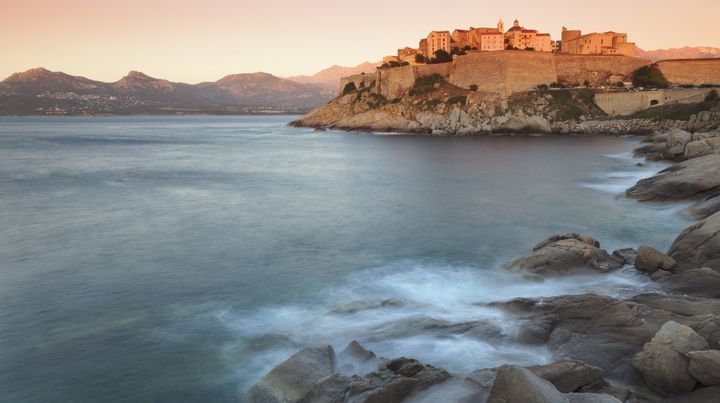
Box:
<box><xmin>450</xmin><ymin>51</ymin><xmax>556</xmax><ymax>95</ymax></box>
<box><xmin>375</xmin><ymin>63</ymin><xmax>454</xmax><ymax>99</ymax></box>
<box><xmin>594</xmin><ymin>88</ymin><xmax>715</xmax><ymax>116</ymax></box>
<box><xmin>656</xmin><ymin>59</ymin><xmax>720</xmax><ymax>86</ymax></box>
<box><xmin>338</xmin><ymin>73</ymin><xmax>378</xmax><ymax>95</ymax></box>
<box><xmin>555</xmin><ymin>54</ymin><xmax>650</xmax><ymax>86</ymax></box>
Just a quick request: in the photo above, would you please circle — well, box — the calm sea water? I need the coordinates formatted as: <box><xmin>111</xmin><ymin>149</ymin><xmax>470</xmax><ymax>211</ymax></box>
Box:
<box><xmin>0</xmin><ymin>116</ymin><xmax>692</xmax><ymax>402</ymax></box>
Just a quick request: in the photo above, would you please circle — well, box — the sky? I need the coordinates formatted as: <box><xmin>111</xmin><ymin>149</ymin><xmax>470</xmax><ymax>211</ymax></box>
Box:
<box><xmin>1</xmin><ymin>0</ymin><xmax>719</xmax><ymax>83</ymax></box>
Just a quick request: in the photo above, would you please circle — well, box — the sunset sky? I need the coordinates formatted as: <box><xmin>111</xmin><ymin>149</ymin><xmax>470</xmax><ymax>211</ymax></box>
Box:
<box><xmin>2</xmin><ymin>0</ymin><xmax>719</xmax><ymax>83</ymax></box>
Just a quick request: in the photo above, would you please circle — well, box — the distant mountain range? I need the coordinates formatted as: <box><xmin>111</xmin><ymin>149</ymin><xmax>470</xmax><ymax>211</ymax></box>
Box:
<box><xmin>637</xmin><ymin>46</ymin><xmax>720</xmax><ymax>62</ymax></box>
<box><xmin>1</xmin><ymin>48</ymin><xmax>717</xmax><ymax>115</ymax></box>
<box><xmin>0</xmin><ymin>68</ymin><xmax>335</xmax><ymax>115</ymax></box>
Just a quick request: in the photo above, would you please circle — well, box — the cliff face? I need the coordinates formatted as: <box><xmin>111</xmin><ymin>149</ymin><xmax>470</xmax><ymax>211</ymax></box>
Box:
<box><xmin>293</xmin><ymin>80</ymin><xmax>695</xmax><ymax>135</ymax></box>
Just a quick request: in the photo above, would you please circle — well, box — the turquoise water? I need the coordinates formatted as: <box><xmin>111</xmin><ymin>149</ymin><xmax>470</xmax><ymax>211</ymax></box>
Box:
<box><xmin>0</xmin><ymin>116</ymin><xmax>691</xmax><ymax>402</ymax></box>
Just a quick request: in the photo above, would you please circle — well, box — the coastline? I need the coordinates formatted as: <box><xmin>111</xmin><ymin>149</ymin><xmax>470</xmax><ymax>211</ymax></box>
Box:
<box><xmin>247</xmin><ymin>127</ymin><xmax>720</xmax><ymax>402</ymax></box>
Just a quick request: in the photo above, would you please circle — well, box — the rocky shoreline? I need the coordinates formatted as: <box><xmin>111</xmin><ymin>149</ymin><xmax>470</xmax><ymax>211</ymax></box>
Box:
<box><xmin>246</xmin><ymin>128</ymin><xmax>720</xmax><ymax>402</ymax></box>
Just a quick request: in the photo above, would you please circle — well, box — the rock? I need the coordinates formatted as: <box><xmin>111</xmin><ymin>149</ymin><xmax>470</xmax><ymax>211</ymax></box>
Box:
<box><xmin>658</xmin><ymin>267</ymin><xmax>720</xmax><ymax>298</ymax></box>
<box><xmin>693</xmin><ymin>316</ymin><xmax>720</xmax><ymax>348</ymax></box>
<box><xmin>329</xmin><ymin>299</ymin><xmax>404</xmax><ymax>315</ymax></box>
<box><xmin>633</xmin><ymin>143</ymin><xmax>667</xmax><ymax>161</ymax></box>
<box><xmin>631</xmin><ymin>321</ymin><xmax>709</xmax><ymax>395</ymax></box>
<box><xmin>685</xmin><ymin>195</ymin><xmax>720</xmax><ymax>220</ymax></box>
<box><xmin>565</xmin><ymin>394</ymin><xmax>622</xmax><ymax>403</ymax></box>
<box><xmin>658</xmin><ymin>387</ymin><xmax>720</xmax><ymax>403</ymax></box>
<box><xmin>684</xmin><ymin>139</ymin><xmax>715</xmax><ymax>159</ymax></box>
<box><xmin>651</xmin><ymin>269</ymin><xmax>673</xmax><ymax>281</ymax></box>
<box><xmin>635</xmin><ymin>246</ymin><xmax>676</xmax><ymax>274</ymax></box>
<box><xmin>299</xmin><ymin>373</ymin><xmax>351</xmax><ymax>403</ymax></box>
<box><xmin>666</xmin><ymin>128</ymin><xmax>693</xmax><ymax>158</ymax></box>
<box><xmin>247</xmin><ymin>346</ymin><xmax>336</xmax><ymax>403</ymax></box>
<box><xmin>346</xmin><ymin>357</ymin><xmax>450</xmax><ymax>403</ymax></box>
<box><xmin>486</xmin><ymin>365</ymin><xmax>568</xmax><ymax>403</ymax></box>
<box><xmin>626</xmin><ymin>153</ymin><xmax>720</xmax><ymax>203</ymax></box>
<box><xmin>494</xmin><ymin>293</ymin><xmax>720</xmax><ymax>381</ymax></box>
<box><xmin>612</xmin><ymin>248</ymin><xmax>637</xmax><ymax>266</ymax></box>
<box><xmin>687</xmin><ymin>350</ymin><xmax>720</xmax><ymax>386</ymax></box>
<box><xmin>668</xmin><ymin>210</ymin><xmax>720</xmax><ymax>272</ymax></box>
<box><xmin>527</xmin><ymin>360</ymin><xmax>607</xmax><ymax>393</ymax></box>
<box><xmin>366</xmin><ymin>317</ymin><xmax>504</xmax><ymax>341</ymax></box>
<box><xmin>340</xmin><ymin>341</ymin><xmax>376</xmax><ymax>363</ymax></box>
<box><xmin>337</xmin><ymin>341</ymin><xmax>377</xmax><ymax>375</ymax></box>
<box><xmin>505</xmin><ymin>233</ymin><xmax>623</xmax><ymax>277</ymax></box>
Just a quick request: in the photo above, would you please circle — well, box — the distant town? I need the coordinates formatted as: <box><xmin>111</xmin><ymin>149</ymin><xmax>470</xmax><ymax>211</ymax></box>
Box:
<box><xmin>384</xmin><ymin>19</ymin><xmax>637</xmax><ymax>66</ymax></box>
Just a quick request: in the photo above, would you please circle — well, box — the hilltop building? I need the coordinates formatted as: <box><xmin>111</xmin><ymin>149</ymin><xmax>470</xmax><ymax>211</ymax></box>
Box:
<box><xmin>424</xmin><ymin>31</ymin><xmax>452</xmax><ymax>58</ymax></box>
<box><xmin>504</xmin><ymin>19</ymin><xmax>552</xmax><ymax>52</ymax></box>
<box><xmin>560</xmin><ymin>27</ymin><xmax>637</xmax><ymax>56</ymax></box>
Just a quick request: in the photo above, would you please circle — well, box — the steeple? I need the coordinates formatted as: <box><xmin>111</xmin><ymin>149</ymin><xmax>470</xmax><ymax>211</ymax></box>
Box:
<box><xmin>513</xmin><ymin>19</ymin><xmax>520</xmax><ymax>28</ymax></box>
<box><xmin>497</xmin><ymin>18</ymin><xmax>504</xmax><ymax>33</ymax></box>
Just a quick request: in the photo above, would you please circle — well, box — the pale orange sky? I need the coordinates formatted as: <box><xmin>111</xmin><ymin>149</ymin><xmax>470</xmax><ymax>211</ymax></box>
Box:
<box><xmin>1</xmin><ymin>0</ymin><xmax>719</xmax><ymax>83</ymax></box>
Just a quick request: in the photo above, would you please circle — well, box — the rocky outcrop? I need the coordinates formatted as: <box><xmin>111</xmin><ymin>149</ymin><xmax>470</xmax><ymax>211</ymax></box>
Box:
<box><xmin>635</xmin><ymin>246</ymin><xmax>677</xmax><ymax>274</ymax></box>
<box><xmin>625</xmin><ymin>153</ymin><xmax>720</xmax><ymax>203</ymax></box>
<box><xmin>657</xmin><ymin>267</ymin><xmax>720</xmax><ymax>298</ymax></box>
<box><xmin>668</xmin><ymin>210</ymin><xmax>720</xmax><ymax>271</ymax></box>
<box><xmin>527</xmin><ymin>360</ymin><xmax>607</xmax><ymax>393</ymax></box>
<box><xmin>631</xmin><ymin>321</ymin><xmax>709</xmax><ymax>395</ymax></box>
<box><xmin>504</xmin><ymin>233</ymin><xmax>624</xmax><ymax>277</ymax></box>
<box><xmin>247</xmin><ymin>346</ymin><xmax>337</xmax><ymax>403</ymax></box>
<box><xmin>688</xmin><ymin>350</ymin><xmax>720</xmax><ymax>386</ymax></box>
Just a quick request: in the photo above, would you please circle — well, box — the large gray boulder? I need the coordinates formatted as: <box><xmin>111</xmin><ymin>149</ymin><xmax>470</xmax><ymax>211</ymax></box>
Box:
<box><xmin>631</xmin><ymin>321</ymin><xmax>709</xmax><ymax>395</ymax></box>
<box><xmin>635</xmin><ymin>246</ymin><xmax>676</xmax><ymax>274</ymax></box>
<box><xmin>346</xmin><ymin>357</ymin><xmax>450</xmax><ymax>403</ymax></box>
<box><xmin>658</xmin><ymin>267</ymin><xmax>720</xmax><ymax>298</ymax></box>
<box><xmin>486</xmin><ymin>365</ymin><xmax>568</xmax><ymax>403</ymax></box>
<box><xmin>527</xmin><ymin>360</ymin><xmax>607</xmax><ymax>393</ymax></box>
<box><xmin>684</xmin><ymin>137</ymin><xmax>720</xmax><ymax>159</ymax></box>
<box><xmin>626</xmin><ymin>153</ymin><xmax>720</xmax><ymax>203</ymax></box>
<box><xmin>666</xmin><ymin>128</ymin><xmax>693</xmax><ymax>158</ymax></box>
<box><xmin>688</xmin><ymin>350</ymin><xmax>720</xmax><ymax>386</ymax></box>
<box><xmin>247</xmin><ymin>346</ymin><xmax>336</xmax><ymax>403</ymax></box>
<box><xmin>504</xmin><ymin>234</ymin><xmax>623</xmax><ymax>277</ymax></box>
<box><xmin>668</xmin><ymin>210</ymin><xmax>720</xmax><ymax>272</ymax></box>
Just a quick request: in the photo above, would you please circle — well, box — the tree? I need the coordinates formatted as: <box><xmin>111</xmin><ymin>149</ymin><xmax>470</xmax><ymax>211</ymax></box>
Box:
<box><xmin>469</xmin><ymin>84</ymin><xmax>478</xmax><ymax>92</ymax></box>
<box><xmin>342</xmin><ymin>81</ymin><xmax>356</xmax><ymax>95</ymax></box>
<box><xmin>632</xmin><ymin>66</ymin><xmax>669</xmax><ymax>89</ymax></box>
<box><xmin>432</xmin><ymin>49</ymin><xmax>453</xmax><ymax>64</ymax></box>
<box><xmin>463</xmin><ymin>45</ymin><xmax>472</xmax><ymax>51</ymax></box>
<box><xmin>415</xmin><ymin>54</ymin><xmax>426</xmax><ymax>64</ymax></box>
<box><xmin>583</xmin><ymin>80</ymin><xmax>591</xmax><ymax>88</ymax></box>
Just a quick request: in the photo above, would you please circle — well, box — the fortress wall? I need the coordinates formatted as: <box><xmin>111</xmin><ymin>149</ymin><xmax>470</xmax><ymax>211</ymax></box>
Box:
<box><xmin>376</xmin><ymin>65</ymin><xmax>417</xmax><ymax>99</ymax></box>
<box><xmin>594</xmin><ymin>88</ymin><xmax>715</xmax><ymax>115</ymax></box>
<box><xmin>450</xmin><ymin>51</ymin><xmax>556</xmax><ymax>95</ymax></box>
<box><xmin>656</xmin><ymin>59</ymin><xmax>720</xmax><ymax>85</ymax></box>
<box><xmin>555</xmin><ymin>54</ymin><xmax>650</xmax><ymax>86</ymax></box>
<box><xmin>338</xmin><ymin>73</ymin><xmax>377</xmax><ymax>95</ymax></box>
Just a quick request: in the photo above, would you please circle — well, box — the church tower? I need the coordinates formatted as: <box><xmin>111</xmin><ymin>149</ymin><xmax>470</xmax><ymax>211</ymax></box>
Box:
<box><xmin>497</xmin><ymin>18</ymin><xmax>504</xmax><ymax>33</ymax></box>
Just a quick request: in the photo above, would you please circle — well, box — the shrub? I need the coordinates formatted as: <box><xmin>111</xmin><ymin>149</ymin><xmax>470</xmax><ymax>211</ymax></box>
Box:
<box><xmin>706</xmin><ymin>90</ymin><xmax>719</xmax><ymax>102</ymax></box>
<box><xmin>412</xmin><ymin>74</ymin><xmax>445</xmax><ymax>95</ymax></box>
<box><xmin>415</xmin><ymin>54</ymin><xmax>426</xmax><ymax>64</ymax></box>
<box><xmin>446</xmin><ymin>95</ymin><xmax>467</xmax><ymax>106</ymax></box>
<box><xmin>430</xmin><ymin>49</ymin><xmax>453</xmax><ymax>64</ymax></box>
<box><xmin>342</xmin><ymin>81</ymin><xmax>357</xmax><ymax>95</ymax></box>
<box><xmin>550</xmin><ymin>82</ymin><xmax>564</xmax><ymax>89</ymax></box>
<box><xmin>426</xmin><ymin>99</ymin><xmax>443</xmax><ymax>108</ymax></box>
<box><xmin>614</xmin><ymin>82</ymin><xmax>625</xmax><ymax>88</ymax></box>
<box><xmin>583</xmin><ymin>80</ymin><xmax>591</xmax><ymax>88</ymax></box>
<box><xmin>389</xmin><ymin>98</ymin><xmax>401</xmax><ymax>104</ymax></box>
<box><xmin>632</xmin><ymin>66</ymin><xmax>669</xmax><ymax>89</ymax></box>
<box><xmin>525</xmin><ymin>47</ymin><xmax>535</xmax><ymax>51</ymax></box>
<box><xmin>469</xmin><ymin>84</ymin><xmax>478</xmax><ymax>92</ymax></box>
<box><xmin>537</xmin><ymin>84</ymin><xmax>549</xmax><ymax>91</ymax></box>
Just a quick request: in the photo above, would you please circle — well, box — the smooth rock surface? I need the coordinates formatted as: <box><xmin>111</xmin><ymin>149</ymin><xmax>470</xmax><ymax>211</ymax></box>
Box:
<box><xmin>631</xmin><ymin>321</ymin><xmax>709</xmax><ymax>395</ymax></box>
<box><xmin>626</xmin><ymin>153</ymin><xmax>720</xmax><ymax>202</ymax></box>
<box><xmin>687</xmin><ymin>349</ymin><xmax>720</xmax><ymax>386</ymax></box>
<box><xmin>668</xmin><ymin>210</ymin><xmax>720</xmax><ymax>271</ymax></box>
<box><xmin>486</xmin><ymin>365</ymin><xmax>568</xmax><ymax>403</ymax></box>
<box><xmin>635</xmin><ymin>246</ymin><xmax>676</xmax><ymax>274</ymax></box>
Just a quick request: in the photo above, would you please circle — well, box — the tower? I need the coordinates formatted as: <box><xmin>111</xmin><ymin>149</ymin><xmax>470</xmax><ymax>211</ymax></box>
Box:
<box><xmin>513</xmin><ymin>19</ymin><xmax>520</xmax><ymax>28</ymax></box>
<box><xmin>497</xmin><ymin>18</ymin><xmax>504</xmax><ymax>33</ymax></box>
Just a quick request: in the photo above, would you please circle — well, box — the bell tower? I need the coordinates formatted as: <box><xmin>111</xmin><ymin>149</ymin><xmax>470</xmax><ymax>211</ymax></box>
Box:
<box><xmin>497</xmin><ymin>18</ymin><xmax>504</xmax><ymax>33</ymax></box>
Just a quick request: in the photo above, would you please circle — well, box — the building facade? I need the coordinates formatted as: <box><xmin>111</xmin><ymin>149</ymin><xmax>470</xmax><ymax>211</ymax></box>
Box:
<box><xmin>425</xmin><ymin>31</ymin><xmax>452</xmax><ymax>58</ymax></box>
<box><xmin>560</xmin><ymin>27</ymin><xmax>637</xmax><ymax>56</ymax></box>
<box><xmin>504</xmin><ymin>19</ymin><xmax>553</xmax><ymax>52</ymax></box>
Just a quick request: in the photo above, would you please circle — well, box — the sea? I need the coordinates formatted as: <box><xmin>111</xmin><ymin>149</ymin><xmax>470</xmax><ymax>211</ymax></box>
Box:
<box><xmin>0</xmin><ymin>115</ymin><xmax>692</xmax><ymax>402</ymax></box>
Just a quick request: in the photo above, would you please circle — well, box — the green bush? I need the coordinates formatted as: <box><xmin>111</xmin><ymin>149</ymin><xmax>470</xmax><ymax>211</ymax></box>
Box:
<box><xmin>411</xmin><ymin>74</ymin><xmax>445</xmax><ymax>95</ymax></box>
<box><xmin>706</xmin><ymin>90</ymin><xmax>719</xmax><ymax>102</ymax></box>
<box><xmin>583</xmin><ymin>80</ymin><xmax>591</xmax><ymax>88</ymax></box>
<box><xmin>342</xmin><ymin>82</ymin><xmax>357</xmax><ymax>95</ymax></box>
<box><xmin>415</xmin><ymin>54</ymin><xmax>426</xmax><ymax>64</ymax></box>
<box><xmin>633</xmin><ymin>66</ymin><xmax>669</xmax><ymax>89</ymax></box>
<box><xmin>430</xmin><ymin>49</ymin><xmax>453</xmax><ymax>64</ymax></box>
<box><xmin>537</xmin><ymin>84</ymin><xmax>549</xmax><ymax>91</ymax></box>
<box><xmin>446</xmin><ymin>95</ymin><xmax>467</xmax><ymax>106</ymax></box>
<box><xmin>426</xmin><ymin>99</ymin><xmax>443</xmax><ymax>108</ymax></box>
<box><xmin>469</xmin><ymin>84</ymin><xmax>478</xmax><ymax>92</ymax></box>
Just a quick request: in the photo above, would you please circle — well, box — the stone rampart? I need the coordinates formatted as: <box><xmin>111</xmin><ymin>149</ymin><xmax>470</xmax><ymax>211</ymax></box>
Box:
<box><xmin>450</xmin><ymin>51</ymin><xmax>556</xmax><ymax>95</ymax></box>
<box><xmin>338</xmin><ymin>73</ymin><xmax>378</xmax><ymax>94</ymax></box>
<box><xmin>595</xmin><ymin>88</ymin><xmax>715</xmax><ymax>116</ymax></box>
<box><xmin>555</xmin><ymin>54</ymin><xmax>650</xmax><ymax>86</ymax></box>
<box><xmin>656</xmin><ymin>59</ymin><xmax>720</xmax><ymax>86</ymax></box>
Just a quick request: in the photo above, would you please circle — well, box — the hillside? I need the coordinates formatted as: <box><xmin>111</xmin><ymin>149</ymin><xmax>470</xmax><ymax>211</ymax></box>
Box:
<box><xmin>637</xmin><ymin>46</ymin><xmax>720</xmax><ymax>62</ymax></box>
<box><xmin>288</xmin><ymin>62</ymin><xmax>379</xmax><ymax>94</ymax></box>
<box><xmin>0</xmin><ymin>68</ymin><xmax>333</xmax><ymax>115</ymax></box>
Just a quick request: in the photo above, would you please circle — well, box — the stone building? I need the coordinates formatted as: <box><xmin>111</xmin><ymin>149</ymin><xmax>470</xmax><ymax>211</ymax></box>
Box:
<box><xmin>504</xmin><ymin>19</ymin><xmax>553</xmax><ymax>52</ymax></box>
<box><xmin>397</xmin><ymin>47</ymin><xmax>419</xmax><ymax>64</ymax></box>
<box><xmin>424</xmin><ymin>31</ymin><xmax>452</xmax><ymax>58</ymax></box>
<box><xmin>560</xmin><ymin>28</ymin><xmax>637</xmax><ymax>56</ymax></box>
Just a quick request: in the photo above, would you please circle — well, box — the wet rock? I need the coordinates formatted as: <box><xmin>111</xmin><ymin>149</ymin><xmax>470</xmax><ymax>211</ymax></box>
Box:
<box><xmin>657</xmin><ymin>387</ymin><xmax>720</xmax><ymax>403</ymax></box>
<box><xmin>527</xmin><ymin>360</ymin><xmax>608</xmax><ymax>393</ymax></box>
<box><xmin>685</xmin><ymin>195</ymin><xmax>720</xmax><ymax>220</ymax></box>
<box><xmin>505</xmin><ymin>233</ymin><xmax>623</xmax><ymax>277</ymax></box>
<box><xmin>626</xmin><ymin>153</ymin><xmax>720</xmax><ymax>203</ymax></box>
<box><xmin>687</xmin><ymin>350</ymin><xmax>720</xmax><ymax>386</ymax></box>
<box><xmin>486</xmin><ymin>365</ymin><xmax>567</xmax><ymax>403</ymax></box>
<box><xmin>515</xmin><ymin>319</ymin><xmax>554</xmax><ymax>344</ymax></box>
<box><xmin>658</xmin><ymin>267</ymin><xmax>720</xmax><ymax>298</ymax></box>
<box><xmin>635</xmin><ymin>246</ymin><xmax>676</xmax><ymax>274</ymax></box>
<box><xmin>612</xmin><ymin>248</ymin><xmax>637</xmax><ymax>266</ymax></box>
<box><xmin>566</xmin><ymin>393</ymin><xmax>621</xmax><ymax>403</ymax></box>
<box><xmin>684</xmin><ymin>138</ymin><xmax>720</xmax><ymax>159</ymax></box>
<box><xmin>633</xmin><ymin>143</ymin><xmax>667</xmax><ymax>161</ymax></box>
<box><xmin>329</xmin><ymin>299</ymin><xmax>404</xmax><ymax>315</ymax></box>
<box><xmin>665</xmin><ymin>129</ymin><xmax>693</xmax><ymax>158</ymax></box>
<box><xmin>346</xmin><ymin>357</ymin><xmax>450</xmax><ymax>403</ymax></box>
<box><xmin>247</xmin><ymin>346</ymin><xmax>336</xmax><ymax>403</ymax></box>
<box><xmin>338</xmin><ymin>341</ymin><xmax>377</xmax><ymax>375</ymax></box>
<box><xmin>668</xmin><ymin>210</ymin><xmax>720</xmax><ymax>272</ymax></box>
<box><xmin>299</xmin><ymin>373</ymin><xmax>351</xmax><ymax>403</ymax></box>
<box><xmin>340</xmin><ymin>341</ymin><xmax>376</xmax><ymax>363</ymax></box>
<box><xmin>693</xmin><ymin>316</ymin><xmax>720</xmax><ymax>348</ymax></box>
<box><xmin>631</xmin><ymin>321</ymin><xmax>709</xmax><ymax>395</ymax></box>
<box><xmin>366</xmin><ymin>317</ymin><xmax>503</xmax><ymax>341</ymax></box>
